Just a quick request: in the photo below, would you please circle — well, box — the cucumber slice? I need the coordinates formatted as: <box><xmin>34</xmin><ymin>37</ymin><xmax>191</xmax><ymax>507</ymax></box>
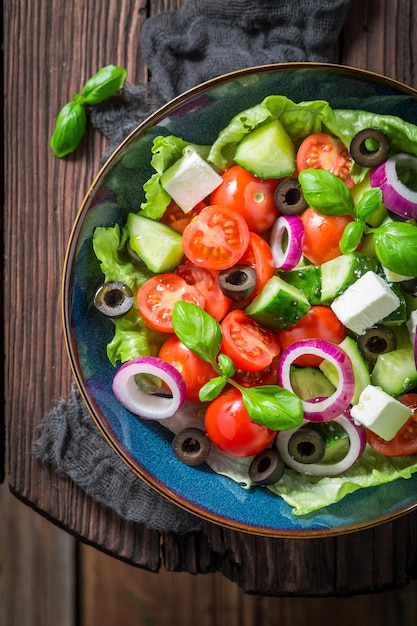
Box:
<box><xmin>308</xmin><ymin>422</ymin><xmax>349</xmax><ymax>464</ymax></box>
<box><xmin>290</xmin><ymin>366</ymin><xmax>336</xmax><ymax>400</ymax></box>
<box><xmin>371</xmin><ymin>347</ymin><xmax>417</xmax><ymax>395</ymax></box>
<box><xmin>278</xmin><ymin>264</ymin><xmax>322</xmax><ymax>304</ymax></box>
<box><xmin>320</xmin><ymin>252</ymin><xmax>379</xmax><ymax>304</ymax></box>
<box><xmin>319</xmin><ymin>336</ymin><xmax>370</xmax><ymax>405</ymax></box>
<box><xmin>234</xmin><ymin>120</ymin><xmax>296</xmax><ymax>179</ymax></box>
<box><xmin>127</xmin><ymin>213</ymin><xmax>183</xmax><ymax>273</ymax></box>
<box><xmin>381</xmin><ymin>283</ymin><xmax>407</xmax><ymax>325</ymax></box>
<box><xmin>245</xmin><ymin>275</ymin><xmax>310</xmax><ymax>330</ymax></box>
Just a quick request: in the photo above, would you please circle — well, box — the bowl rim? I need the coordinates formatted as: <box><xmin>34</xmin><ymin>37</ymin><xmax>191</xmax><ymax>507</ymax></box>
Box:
<box><xmin>62</xmin><ymin>61</ymin><xmax>417</xmax><ymax>537</ymax></box>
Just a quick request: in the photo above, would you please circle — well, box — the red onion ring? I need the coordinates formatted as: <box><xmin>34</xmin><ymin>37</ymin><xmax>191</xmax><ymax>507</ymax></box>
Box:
<box><xmin>112</xmin><ymin>356</ymin><xmax>187</xmax><ymax>419</ymax></box>
<box><xmin>270</xmin><ymin>214</ymin><xmax>304</xmax><ymax>270</ymax></box>
<box><xmin>278</xmin><ymin>339</ymin><xmax>355</xmax><ymax>421</ymax></box>
<box><xmin>370</xmin><ymin>153</ymin><xmax>417</xmax><ymax>219</ymax></box>
<box><xmin>276</xmin><ymin>412</ymin><xmax>367</xmax><ymax>476</ymax></box>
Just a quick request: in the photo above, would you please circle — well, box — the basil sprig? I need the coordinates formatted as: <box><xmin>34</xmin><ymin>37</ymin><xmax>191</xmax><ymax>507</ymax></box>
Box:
<box><xmin>50</xmin><ymin>65</ymin><xmax>127</xmax><ymax>158</ymax></box>
<box><xmin>373</xmin><ymin>221</ymin><xmax>417</xmax><ymax>275</ymax></box>
<box><xmin>171</xmin><ymin>302</ymin><xmax>303</xmax><ymax>431</ymax></box>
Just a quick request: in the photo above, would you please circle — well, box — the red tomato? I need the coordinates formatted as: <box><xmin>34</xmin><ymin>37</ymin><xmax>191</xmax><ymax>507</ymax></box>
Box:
<box><xmin>301</xmin><ymin>207</ymin><xmax>354</xmax><ymax>265</ymax></box>
<box><xmin>158</xmin><ymin>335</ymin><xmax>217</xmax><ymax>402</ymax></box>
<box><xmin>204</xmin><ymin>387</ymin><xmax>277</xmax><ymax>457</ymax></box>
<box><xmin>278</xmin><ymin>306</ymin><xmax>345</xmax><ymax>367</ymax></box>
<box><xmin>182</xmin><ymin>204</ymin><xmax>250</xmax><ymax>270</ymax></box>
<box><xmin>209</xmin><ymin>165</ymin><xmax>280</xmax><ymax>234</ymax></box>
<box><xmin>136</xmin><ymin>274</ymin><xmax>205</xmax><ymax>333</ymax></box>
<box><xmin>238</xmin><ymin>232</ymin><xmax>275</xmax><ymax>298</ymax></box>
<box><xmin>366</xmin><ymin>393</ymin><xmax>417</xmax><ymax>456</ymax></box>
<box><xmin>160</xmin><ymin>200</ymin><xmax>206</xmax><ymax>234</ymax></box>
<box><xmin>221</xmin><ymin>309</ymin><xmax>281</xmax><ymax>372</ymax></box>
<box><xmin>175</xmin><ymin>257</ymin><xmax>231</xmax><ymax>321</ymax></box>
<box><xmin>296</xmin><ymin>133</ymin><xmax>354</xmax><ymax>189</ymax></box>
<box><xmin>233</xmin><ymin>356</ymin><xmax>280</xmax><ymax>387</ymax></box>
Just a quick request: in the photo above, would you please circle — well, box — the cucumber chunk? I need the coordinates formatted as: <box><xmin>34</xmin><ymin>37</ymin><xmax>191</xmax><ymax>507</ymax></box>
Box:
<box><xmin>278</xmin><ymin>264</ymin><xmax>322</xmax><ymax>305</ymax></box>
<box><xmin>290</xmin><ymin>366</ymin><xmax>336</xmax><ymax>400</ymax></box>
<box><xmin>371</xmin><ymin>347</ymin><xmax>417</xmax><ymax>395</ymax></box>
<box><xmin>381</xmin><ymin>283</ymin><xmax>407</xmax><ymax>325</ymax></box>
<box><xmin>234</xmin><ymin>120</ymin><xmax>296</xmax><ymax>179</ymax></box>
<box><xmin>245</xmin><ymin>275</ymin><xmax>310</xmax><ymax>330</ymax></box>
<box><xmin>320</xmin><ymin>252</ymin><xmax>379</xmax><ymax>304</ymax></box>
<box><xmin>319</xmin><ymin>336</ymin><xmax>370</xmax><ymax>404</ymax></box>
<box><xmin>127</xmin><ymin>213</ymin><xmax>183</xmax><ymax>273</ymax></box>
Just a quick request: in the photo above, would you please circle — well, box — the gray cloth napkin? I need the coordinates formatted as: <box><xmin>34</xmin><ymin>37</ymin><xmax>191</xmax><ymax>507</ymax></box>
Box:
<box><xmin>33</xmin><ymin>0</ymin><xmax>352</xmax><ymax>534</ymax></box>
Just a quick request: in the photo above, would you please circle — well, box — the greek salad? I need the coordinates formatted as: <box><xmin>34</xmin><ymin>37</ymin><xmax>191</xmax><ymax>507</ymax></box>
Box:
<box><xmin>92</xmin><ymin>95</ymin><xmax>417</xmax><ymax>515</ymax></box>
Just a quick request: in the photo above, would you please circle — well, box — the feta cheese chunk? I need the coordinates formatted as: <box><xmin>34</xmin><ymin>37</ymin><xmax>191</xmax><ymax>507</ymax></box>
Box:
<box><xmin>161</xmin><ymin>147</ymin><xmax>222</xmax><ymax>213</ymax></box>
<box><xmin>330</xmin><ymin>271</ymin><xmax>400</xmax><ymax>335</ymax></box>
<box><xmin>351</xmin><ymin>384</ymin><xmax>411</xmax><ymax>441</ymax></box>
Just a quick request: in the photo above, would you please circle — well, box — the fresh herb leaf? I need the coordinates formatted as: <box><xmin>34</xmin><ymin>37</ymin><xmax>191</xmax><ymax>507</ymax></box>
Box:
<box><xmin>50</xmin><ymin>100</ymin><xmax>87</xmax><ymax>158</ymax></box>
<box><xmin>356</xmin><ymin>187</ymin><xmax>383</xmax><ymax>223</ymax></box>
<box><xmin>217</xmin><ymin>353</ymin><xmax>235</xmax><ymax>377</ymax></box>
<box><xmin>298</xmin><ymin>169</ymin><xmax>355</xmax><ymax>216</ymax></box>
<box><xmin>172</xmin><ymin>302</ymin><xmax>222</xmax><ymax>366</ymax></box>
<box><xmin>373</xmin><ymin>221</ymin><xmax>417</xmax><ymax>275</ymax></box>
<box><xmin>82</xmin><ymin>65</ymin><xmax>127</xmax><ymax>104</ymax></box>
<box><xmin>199</xmin><ymin>376</ymin><xmax>227</xmax><ymax>402</ymax></box>
<box><xmin>240</xmin><ymin>385</ymin><xmax>303</xmax><ymax>430</ymax></box>
<box><xmin>339</xmin><ymin>220</ymin><xmax>364</xmax><ymax>255</ymax></box>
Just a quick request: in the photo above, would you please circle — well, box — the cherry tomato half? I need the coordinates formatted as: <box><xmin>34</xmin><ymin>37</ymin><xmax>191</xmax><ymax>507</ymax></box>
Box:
<box><xmin>366</xmin><ymin>393</ymin><xmax>417</xmax><ymax>456</ymax></box>
<box><xmin>221</xmin><ymin>309</ymin><xmax>281</xmax><ymax>372</ymax></box>
<box><xmin>238</xmin><ymin>232</ymin><xmax>275</xmax><ymax>299</ymax></box>
<box><xmin>233</xmin><ymin>356</ymin><xmax>280</xmax><ymax>387</ymax></box>
<box><xmin>182</xmin><ymin>204</ymin><xmax>250</xmax><ymax>270</ymax></box>
<box><xmin>204</xmin><ymin>387</ymin><xmax>277</xmax><ymax>457</ymax></box>
<box><xmin>175</xmin><ymin>257</ymin><xmax>231</xmax><ymax>322</ymax></box>
<box><xmin>160</xmin><ymin>200</ymin><xmax>206</xmax><ymax>234</ymax></box>
<box><xmin>210</xmin><ymin>165</ymin><xmax>280</xmax><ymax>234</ymax></box>
<box><xmin>296</xmin><ymin>133</ymin><xmax>354</xmax><ymax>189</ymax></box>
<box><xmin>158</xmin><ymin>335</ymin><xmax>217</xmax><ymax>402</ymax></box>
<box><xmin>301</xmin><ymin>207</ymin><xmax>355</xmax><ymax>265</ymax></box>
<box><xmin>136</xmin><ymin>274</ymin><xmax>205</xmax><ymax>333</ymax></box>
<box><xmin>278</xmin><ymin>305</ymin><xmax>345</xmax><ymax>367</ymax></box>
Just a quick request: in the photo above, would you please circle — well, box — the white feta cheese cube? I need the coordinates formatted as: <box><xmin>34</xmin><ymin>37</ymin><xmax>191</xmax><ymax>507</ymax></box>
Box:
<box><xmin>330</xmin><ymin>271</ymin><xmax>400</xmax><ymax>335</ymax></box>
<box><xmin>161</xmin><ymin>147</ymin><xmax>222</xmax><ymax>213</ymax></box>
<box><xmin>350</xmin><ymin>384</ymin><xmax>411</xmax><ymax>441</ymax></box>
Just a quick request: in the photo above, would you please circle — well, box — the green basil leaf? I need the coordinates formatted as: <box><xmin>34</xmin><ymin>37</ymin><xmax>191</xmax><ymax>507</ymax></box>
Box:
<box><xmin>356</xmin><ymin>188</ymin><xmax>383</xmax><ymax>222</ymax></box>
<box><xmin>240</xmin><ymin>385</ymin><xmax>303</xmax><ymax>430</ymax></box>
<box><xmin>374</xmin><ymin>221</ymin><xmax>417</xmax><ymax>275</ymax></box>
<box><xmin>339</xmin><ymin>220</ymin><xmax>364</xmax><ymax>255</ymax></box>
<box><xmin>50</xmin><ymin>100</ymin><xmax>87</xmax><ymax>158</ymax></box>
<box><xmin>172</xmin><ymin>302</ymin><xmax>222</xmax><ymax>366</ymax></box>
<box><xmin>199</xmin><ymin>376</ymin><xmax>227</xmax><ymax>402</ymax></box>
<box><xmin>217</xmin><ymin>354</ymin><xmax>235</xmax><ymax>377</ymax></box>
<box><xmin>82</xmin><ymin>65</ymin><xmax>127</xmax><ymax>104</ymax></box>
<box><xmin>298</xmin><ymin>169</ymin><xmax>355</xmax><ymax>216</ymax></box>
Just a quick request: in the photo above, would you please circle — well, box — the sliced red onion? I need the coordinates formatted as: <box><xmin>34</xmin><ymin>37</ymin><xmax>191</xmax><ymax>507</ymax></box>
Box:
<box><xmin>278</xmin><ymin>339</ymin><xmax>355</xmax><ymax>421</ymax></box>
<box><xmin>370</xmin><ymin>153</ymin><xmax>417</xmax><ymax>219</ymax></box>
<box><xmin>112</xmin><ymin>356</ymin><xmax>187</xmax><ymax>419</ymax></box>
<box><xmin>276</xmin><ymin>412</ymin><xmax>366</xmax><ymax>476</ymax></box>
<box><xmin>270</xmin><ymin>214</ymin><xmax>304</xmax><ymax>270</ymax></box>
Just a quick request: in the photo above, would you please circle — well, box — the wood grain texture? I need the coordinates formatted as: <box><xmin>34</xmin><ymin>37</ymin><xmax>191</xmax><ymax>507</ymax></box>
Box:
<box><xmin>3</xmin><ymin>0</ymin><xmax>417</xmax><ymax>614</ymax></box>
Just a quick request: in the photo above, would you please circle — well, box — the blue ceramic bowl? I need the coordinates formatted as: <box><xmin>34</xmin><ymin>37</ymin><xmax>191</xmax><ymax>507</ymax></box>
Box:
<box><xmin>63</xmin><ymin>63</ymin><xmax>417</xmax><ymax>537</ymax></box>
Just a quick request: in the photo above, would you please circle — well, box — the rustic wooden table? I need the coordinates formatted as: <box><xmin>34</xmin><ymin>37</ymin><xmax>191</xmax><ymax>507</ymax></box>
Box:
<box><xmin>3</xmin><ymin>0</ymin><xmax>417</xmax><ymax>598</ymax></box>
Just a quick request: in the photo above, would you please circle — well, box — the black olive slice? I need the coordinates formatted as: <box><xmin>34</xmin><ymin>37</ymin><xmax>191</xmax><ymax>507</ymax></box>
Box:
<box><xmin>94</xmin><ymin>281</ymin><xmax>134</xmax><ymax>317</ymax></box>
<box><xmin>287</xmin><ymin>428</ymin><xmax>326</xmax><ymax>464</ymax></box>
<box><xmin>172</xmin><ymin>428</ymin><xmax>211</xmax><ymax>466</ymax></box>
<box><xmin>350</xmin><ymin>128</ymin><xmax>390</xmax><ymax>168</ymax></box>
<box><xmin>274</xmin><ymin>178</ymin><xmax>308</xmax><ymax>215</ymax></box>
<box><xmin>400</xmin><ymin>276</ymin><xmax>417</xmax><ymax>296</ymax></box>
<box><xmin>249</xmin><ymin>448</ymin><xmax>285</xmax><ymax>485</ymax></box>
<box><xmin>218</xmin><ymin>264</ymin><xmax>257</xmax><ymax>300</ymax></box>
<box><xmin>357</xmin><ymin>324</ymin><xmax>397</xmax><ymax>363</ymax></box>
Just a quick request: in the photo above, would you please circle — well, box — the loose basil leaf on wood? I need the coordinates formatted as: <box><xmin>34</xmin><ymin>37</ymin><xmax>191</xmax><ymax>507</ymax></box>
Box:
<box><xmin>298</xmin><ymin>168</ymin><xmax>355</xmax><ymax>216</ymax></box>
<box><xmin>339</xmin><ymin>220</ymin><xmax>364</xmax><ymax>255</ymax></box>
<box><xmin>373</xmin><ymin>221</ymin><xmax>417</xmax><ymax>275</ymax></box>
<box><xmin>240</xmin><ymin>385</ymin><xmax>303</xmax><ymax>430</ymax></box>
<box><xmin>172</xmin><ymin>301</ymin><xmax>222</xmax><ymax>367</ymax></box>
<box><xmin>50</xmin><ymin>100</ymin><xmax>87</xmax><ymax>158</ymax></box>
<box><xmin>356</xmin><ymin>187</ymin><xmax>383</xmax><ymax>223</ymax></box>
<box><xmin>82</xmin><ymin>65</ymin><xmax>127</xmax><ymax>104</ymax></box>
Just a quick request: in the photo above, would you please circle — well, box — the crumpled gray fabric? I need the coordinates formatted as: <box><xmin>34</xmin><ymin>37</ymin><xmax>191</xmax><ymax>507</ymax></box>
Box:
<box><xmin>34</xmin><ymin>0</ymin><xmax>352</xmax><ymax>534</ymax></box>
